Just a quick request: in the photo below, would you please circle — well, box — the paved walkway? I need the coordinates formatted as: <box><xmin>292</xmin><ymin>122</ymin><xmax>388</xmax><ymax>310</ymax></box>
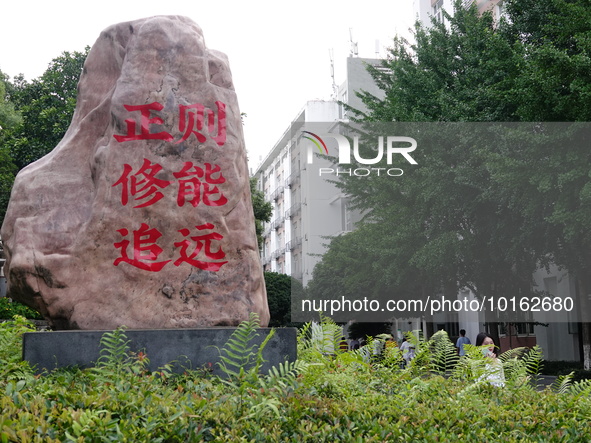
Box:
<box><xmin>535</xmin><ymin>375</ymin><xmax>557</xmax><ymax>390</ymax></box>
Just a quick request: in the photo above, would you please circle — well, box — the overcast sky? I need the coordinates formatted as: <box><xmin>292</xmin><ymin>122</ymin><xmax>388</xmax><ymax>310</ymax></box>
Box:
<box><xmin>1</xmin><ymin>0</ymin><xmax>415</xmax><ymax>170</ymax></box>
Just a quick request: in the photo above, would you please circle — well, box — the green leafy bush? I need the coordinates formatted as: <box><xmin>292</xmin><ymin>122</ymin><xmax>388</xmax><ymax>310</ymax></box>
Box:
<box><xmin>0</xmin><ymin>298</ymin><xmax>43</xmax><ymax>320</ymax></box>
<box><xmin>1</xmin><ymin>315</ymin><xmax>591</xmax><ymax>441</ymax></box>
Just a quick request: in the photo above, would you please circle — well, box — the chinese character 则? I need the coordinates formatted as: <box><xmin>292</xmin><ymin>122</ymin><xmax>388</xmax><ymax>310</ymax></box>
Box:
<box><xmin>176</xmin><ymin>101</ymin><xmax>226</xmax><ymax>146</ymax></box>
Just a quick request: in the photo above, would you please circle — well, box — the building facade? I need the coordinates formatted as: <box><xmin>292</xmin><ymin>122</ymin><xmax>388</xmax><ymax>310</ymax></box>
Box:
<box><xmin>254</xmin><ymin>57</ymin><xmax>383</xmax><ymax>286</ymax></box>
<box><xmin>413</xmin><ymin>0</ymin><xmax>506</xmax><ymax>25</ymax></box>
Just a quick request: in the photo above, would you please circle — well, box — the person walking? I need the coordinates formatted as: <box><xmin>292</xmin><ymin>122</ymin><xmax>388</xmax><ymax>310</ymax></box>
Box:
<box><xmin>455</xmin><ymin>329</ymin><xmax>471</xmax><ymax>356</ymax></box>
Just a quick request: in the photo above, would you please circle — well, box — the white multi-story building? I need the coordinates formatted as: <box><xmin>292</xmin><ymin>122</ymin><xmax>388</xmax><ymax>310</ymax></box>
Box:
<box><xmin>414</xmin><ymin>0</ymin><xmax>506</xmax><ymax>25</ymax></box>
<box><xmin>254</xmin><ymin>57</ymin><xmax>383</xmax><ymax>286</ymax></box>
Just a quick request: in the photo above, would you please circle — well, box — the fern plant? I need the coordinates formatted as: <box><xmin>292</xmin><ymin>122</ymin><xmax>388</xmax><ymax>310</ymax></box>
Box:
<box><xmin>94</xmin><ymin>327</ymin><xmax>135</xmax><ymax>377</ymax></box>
<box><xmin>216</xmin><ymin>312</ymin><xmax>309</xmax><ymax>418</ymax></box>
<box><xmin>216</xmin><ymin>312</ymin><xmax>274</xmax><ymax>381</ymax></box>
<box><xmin>551</xmin><ymin>372</ymin><xmax>575</xmax><ymax>394</ymax></box>
<box><xmin>429</xmin><ymin>330</ymin><xmax>459</xmax><ymax>375</ymax></box>
<box><xmin>0</xmin><ymin>315</ymin><xmax>36</xmax><ymax>384</ymax></box>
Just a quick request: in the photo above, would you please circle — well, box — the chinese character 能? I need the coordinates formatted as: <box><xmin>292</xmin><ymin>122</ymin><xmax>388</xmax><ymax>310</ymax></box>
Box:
<box><xmin>173</xmin><ymin>162</ymin><xmax>228</xmax><ymax>207</ymax></box>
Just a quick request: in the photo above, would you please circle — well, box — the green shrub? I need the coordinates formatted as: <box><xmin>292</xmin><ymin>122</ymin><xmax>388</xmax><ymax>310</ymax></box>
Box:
<box><xmin>0</xmin><ymin>314</ymin><xmax>591</xmax><ymax>441</ymax></box>
<box><xmin>0</xmin><ymin>298</ymin><xmax>43</xmax><ymax>320</ymax></box>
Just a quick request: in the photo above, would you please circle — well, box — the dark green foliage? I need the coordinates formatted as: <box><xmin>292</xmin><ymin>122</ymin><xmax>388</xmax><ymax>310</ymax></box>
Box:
<box><xmin>0</xmin><ymin>315</ymin><xmax>590</xmax><ymax>440</ymax></box>
<box><xmin>0</xmin><ymin>49</ymin><xmax>88</xmax><ymax>227</ymax></box>
<box><xmin>347</xmin><ymin>321</ymin><xmax>392</xmax><ymax>341</ymax></box>
<box><xmin>264</xmin><ymin>271</ymin><xmax>304</xmax><ymax>327</ymax></box>
<box><xmin>5</xmin><ymin>48</ymin><xmax>88</xmax><ymax>170</ymax></box>
<box><xmin>0</xmin><ymin>298</ymin><xmax>42</xmax><ymax>320</ymax></box>
<box><xmin>250</xmin><ymin>177</ymin><xmax>272</xmax><ymax>249</ymax></box>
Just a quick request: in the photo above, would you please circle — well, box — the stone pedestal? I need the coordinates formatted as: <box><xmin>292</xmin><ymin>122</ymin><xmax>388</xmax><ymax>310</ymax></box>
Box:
<box><xmin>23</xmin><ymin>328</ymin><xmax>297</xmax><ymax>375</ymax></box>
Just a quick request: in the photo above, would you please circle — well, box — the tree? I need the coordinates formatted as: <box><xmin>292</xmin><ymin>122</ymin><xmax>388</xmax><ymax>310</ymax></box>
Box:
<box><xmin>310</xmin><ymin>0</ymin><xmax>591</xmax><ymax>364</ymax></box>
<box><xmin>250</xmin><ymin>177</ymin><xmax>272</xmax><ymax>249</ymax></box>
<box><xmin>264</xmin><ymin>271</ymin><xmax>304</xmax><ymax>327</ymax></box>
<box><xmin>491</xmin><ymin>0</ymin><xmax>591</xmax><ymax>368</ymax></box>
<box><xmin>4</xmin><ymin>48</ymin><xmax>88</xmax><ymax>170</ymax></box>
<box><xmin>330</xmin><ymin>3</ymin><xmax>538</xmax><ymax>345</ymax></box>
<box><xmin>0</xmin><ymin>71</ymin><xmax>21</xmax><ymax>227</ymax></box>
<box><xmin>0</xmin><ymin>49</ymin><xmax>89</xmax><ymax>228</ymax></box>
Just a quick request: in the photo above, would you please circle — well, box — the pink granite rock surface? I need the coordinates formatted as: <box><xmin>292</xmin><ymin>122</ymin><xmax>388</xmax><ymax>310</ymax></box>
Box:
<box><xmin>1</xmin><ymin>16</ymin><xmax>269</xmax><ymax>329</ymax></box>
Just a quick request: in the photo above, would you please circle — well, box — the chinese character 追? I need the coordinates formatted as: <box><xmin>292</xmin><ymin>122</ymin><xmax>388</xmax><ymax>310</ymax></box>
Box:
<box><xmin>113</xmin><ymin>223</ymin><xmax>171</xmax><ymax>271</ymax></box>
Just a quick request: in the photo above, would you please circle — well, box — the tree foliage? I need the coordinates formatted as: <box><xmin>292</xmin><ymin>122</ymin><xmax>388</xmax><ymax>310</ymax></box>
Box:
<box><xmin>264</xmin><ymin>271</ymin><xmax>304</xmax><ymax>327</ymax></box>
<box><xmin>0</xmin><ymin>49</ymin><xmax>88</xmax><ymax>228</ymax></box>
<box><xmin>251</xmin><ymin>177</ymin><xmax>272</xmax><ymax>249</ymax></box>
<box><xmin>309</xmin><ymin>0</ymin><xmax>591</xmax><ymax>357</ymax></box>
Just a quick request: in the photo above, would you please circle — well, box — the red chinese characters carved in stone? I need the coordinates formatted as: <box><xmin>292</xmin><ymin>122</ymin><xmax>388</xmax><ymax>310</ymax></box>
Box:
<box><xmin>112</xmin><ymin>159</ymin><xmax>173</xmax><ymax>208</ymax></box>
<box><xmin>173</xmin><ymin>223</ymin><xmax>228</xmax><ymax>271</ymax></box>
<box><xmin>173</xmin><ymin>162</ymin><xmax>228</xmax><ymax>207</ymax></box>
<box><xmin>113</xmin><ymin>223</ymin><xmax>171</xmax><ymax>272</ymax></box>
<box><xmin>176</xmin><ymin>101</ymin><xmax>226</xmax><ymax>146</ymax></box>
<box><xmin>113</xmin><ymin>102</ymin><xmax>174</xmax><ymax>142</ymax></box>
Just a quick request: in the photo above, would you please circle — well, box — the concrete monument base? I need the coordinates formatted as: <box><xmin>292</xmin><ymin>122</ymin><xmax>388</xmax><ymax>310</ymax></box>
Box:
<box><xmin>23</xmin><ymin>328</ymin><xmax>297</xmax><ymax>375</ymax></box>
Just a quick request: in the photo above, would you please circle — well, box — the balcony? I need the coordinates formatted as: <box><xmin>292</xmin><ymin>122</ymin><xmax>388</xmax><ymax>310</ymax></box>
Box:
<box><xmin>271</xmin><ymin>186</ymin><xmax>284</xmax><ymax>201</ymax></box>
<box><xmin>285</xmin><ymin>170</ymin><xmax>301</xmax><ymax>188</ymax></box>
<box><xmin>271</xmin><ymin>248</ymin><xmax>286</xmax><ymax>260</ymax></box>
<box><xmin>270</xmin><ymin>215</ymin><xmax>284</xmax><ymax>231</ymax></box>
<box><xmin>285</xmin><ymin>202</ymin><xmax>301</xmax><ymax>219</ymax></box>
<box><xmin>287</xmin><ymin>236</ymin><xmax>303</xmax><ymax>251</ymax></box>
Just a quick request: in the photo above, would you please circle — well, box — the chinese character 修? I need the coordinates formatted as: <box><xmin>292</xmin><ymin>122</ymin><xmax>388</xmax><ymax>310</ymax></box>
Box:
<box><xmin>112</xmin><ymin>159</ymin><xmax>173</xmax><ymax>208</ymax></box>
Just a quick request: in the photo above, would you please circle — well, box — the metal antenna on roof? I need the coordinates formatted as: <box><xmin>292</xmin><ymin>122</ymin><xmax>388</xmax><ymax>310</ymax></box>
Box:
<box><xmin>349</xmin><ymin>28</ymin><xmax>358</xmax><ymax>57</ymax></box>
<box><xmin>329</xmin><ymin>48</ymin><xmax>337</xmax><ymax>99</ymax></box>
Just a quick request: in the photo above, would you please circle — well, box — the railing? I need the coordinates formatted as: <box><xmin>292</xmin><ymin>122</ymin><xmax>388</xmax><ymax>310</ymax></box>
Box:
<box><xmin>271</xmin><ymin>186</ymin><xmax>284</xmax><ymax>201</ymax></box>
<box><xmin>271</xmin><ymin>248</ymin><xmax>286</xmax><ymax>260</ymax></box>
<box><xmin>285</xmin><ymin>170</ymin><xmax>301</xmax><ymax>188</ymax></box>
<box><xmin>285</xmin><ymin>202</ymin><xmax>301</xmax><ymax>219</ymax></box>
<box><xmin>287</xmin><ymin>236</ymin><xmax>302</xmax><ymax>251</ymax></box>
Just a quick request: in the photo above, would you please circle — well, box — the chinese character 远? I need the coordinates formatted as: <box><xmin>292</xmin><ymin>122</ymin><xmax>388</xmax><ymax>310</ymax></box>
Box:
<box><xmin>173</xmin><ymin>223</ymin><xmax>228</xmax><ymax>271</ymax></box>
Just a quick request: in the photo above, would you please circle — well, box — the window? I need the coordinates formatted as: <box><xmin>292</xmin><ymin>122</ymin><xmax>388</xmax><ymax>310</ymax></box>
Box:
<box><xmin>433</xmin><ymin>0</ymin><xmax>444</xmax><ymax>23</ymax></box>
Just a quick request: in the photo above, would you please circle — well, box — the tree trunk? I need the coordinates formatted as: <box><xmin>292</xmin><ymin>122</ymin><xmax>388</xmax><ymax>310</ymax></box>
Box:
<box><xmin>422</xmin><ymin>285</ymin><xmax>435</xmax><ymax>339</ymax></box>
<box><xmin>576</xmin><ymin>277</ymin><xmax>591</xmax><ymax>370</ymax></box>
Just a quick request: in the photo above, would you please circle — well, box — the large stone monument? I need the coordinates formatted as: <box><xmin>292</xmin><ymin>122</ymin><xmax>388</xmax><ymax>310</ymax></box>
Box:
<box><xmin>1</xmin><ymin>16</ymin><xmax>270</xmax><ymax>330</ymax></box>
